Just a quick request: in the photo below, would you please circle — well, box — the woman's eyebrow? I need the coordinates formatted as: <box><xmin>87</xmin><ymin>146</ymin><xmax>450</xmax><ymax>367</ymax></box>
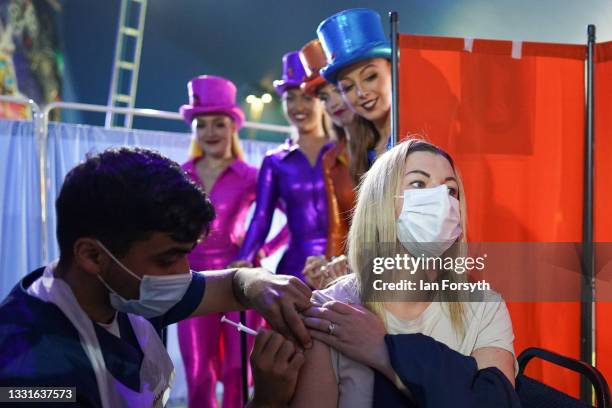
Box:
<box><xmin>445</xmin><ymin>176</ymin><xmax>458</xmax><ymax>183</ymax></box>
<box><xmin>405</xmin><ymin>169</ymin><xmax>430</xmax><ymax>177</ymax></box>
<box><xmin>359</xmin><ymin>63</ymin><xmax>376</xmax><ymax>74</ymax></box>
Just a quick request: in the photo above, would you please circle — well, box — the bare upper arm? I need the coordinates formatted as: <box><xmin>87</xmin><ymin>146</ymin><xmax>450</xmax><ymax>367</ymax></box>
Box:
<box><xmin>290</xmin><ymin>339</ymin><xmax>338</xmax><ymax>408</ymax></box>
<box><xmin>471</xmin><ymin>347</ymin><xmax>516</xmax><ymax>387</ymax></box>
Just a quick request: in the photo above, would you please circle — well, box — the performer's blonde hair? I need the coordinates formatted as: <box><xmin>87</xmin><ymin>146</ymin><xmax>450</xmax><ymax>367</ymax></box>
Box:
<box><xmin>347</xmin><ymin>138</ymin><xmax>469</xmax><ymax>337</ymax></box>
<box><xmin>188</xmin><ymin>115</ymin><xmax>244</xmax><ymax>160</ymax></box>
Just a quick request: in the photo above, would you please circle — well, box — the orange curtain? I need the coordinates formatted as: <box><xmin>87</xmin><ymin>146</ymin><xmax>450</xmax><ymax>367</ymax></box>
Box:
<box><xmin>398</xmin><ymin>34</ymin><xmax>589</xmax><ymax>396</ymax></box>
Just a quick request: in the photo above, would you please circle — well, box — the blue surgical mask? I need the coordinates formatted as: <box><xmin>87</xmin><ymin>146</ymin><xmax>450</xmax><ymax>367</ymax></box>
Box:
<box><xmin>96</xmin><ymin>240</ymin><xmax>193</xmax><ymax>318</ymax></box>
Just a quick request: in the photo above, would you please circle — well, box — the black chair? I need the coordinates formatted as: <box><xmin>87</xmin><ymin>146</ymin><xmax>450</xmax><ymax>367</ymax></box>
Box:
<box><xmin>516</xmin><ymin>347</ymin><xmax>610</xmax><ymax>408</ymax></box>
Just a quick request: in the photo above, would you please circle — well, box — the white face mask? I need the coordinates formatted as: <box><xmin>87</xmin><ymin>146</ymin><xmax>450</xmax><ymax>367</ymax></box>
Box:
<box><xmin>96</xmin><ymin>240</ymin><xmax>193</xmax><ymax>318</ymax></box>
<box><xmin>396</xmin><ymin>184</ymin><xmax>462</xmax><ymax>257</ymax></box>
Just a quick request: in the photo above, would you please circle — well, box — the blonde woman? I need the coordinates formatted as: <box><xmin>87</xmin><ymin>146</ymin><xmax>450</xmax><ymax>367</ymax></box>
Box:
<box><xmin>177</xmin><ymin>75</ymin><xmax>287</xmax><ymax>408</ymax></box>
<box><xmin>295</xmin><ymin>139</ymin><xmax>519</xmax><ymax>407</ymax></box>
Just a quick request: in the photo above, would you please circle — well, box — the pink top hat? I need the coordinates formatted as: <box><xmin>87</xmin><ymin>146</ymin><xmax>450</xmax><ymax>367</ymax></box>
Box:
<box><xmin>179</xmin><ymin>75</ymin><xmax>245</xmax><ymax>128</ymax></box>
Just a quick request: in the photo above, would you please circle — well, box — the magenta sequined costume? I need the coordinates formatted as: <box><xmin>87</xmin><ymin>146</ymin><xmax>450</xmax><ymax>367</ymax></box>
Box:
<box><xmin>178</xmin><ymin>157</ymin><xmax>286</xmax><ymax>408</ymax></box>
<box><xmin>236</xmin><ymin>139</ymin><xmax>332</xmax><ymax>279</ymax></box>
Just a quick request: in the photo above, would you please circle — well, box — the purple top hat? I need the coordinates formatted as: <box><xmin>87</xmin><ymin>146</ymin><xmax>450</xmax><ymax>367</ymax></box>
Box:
<box><xmin>179</xmin><ymin>75</ymin><xmax>245</xmax><ymax>128</ymax></box>
<box><xmin>273</xmin><ymin>51</ymin><xmax>307</xmax><ymax>96</ymax></box>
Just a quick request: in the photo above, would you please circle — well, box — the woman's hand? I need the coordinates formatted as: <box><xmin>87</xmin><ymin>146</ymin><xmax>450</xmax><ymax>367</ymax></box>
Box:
<box><xmin>302</xmin><ymin>301</ymin><xmax>392</xmax><ymax>376</ymax></box>
<box><xmin>303</xmin><ymin>255</ymin><xmax>350</xmax><ymax>289</ymax></box>
<box><xmin>302</xmin><ymin>256</ymin><xmax>327</xmax><ymax>288</ymax></box>
<box><xmin>319</xmin><ymin>255</ymin><xmax>349</xmax><ymax>286</ymax></box>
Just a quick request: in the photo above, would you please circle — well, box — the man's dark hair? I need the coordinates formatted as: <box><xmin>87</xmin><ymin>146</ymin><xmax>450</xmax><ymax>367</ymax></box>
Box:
<box><xmin>56</xmin><ymin>147</ymin><xmax>215</xmax><ymax>264</ymax></box>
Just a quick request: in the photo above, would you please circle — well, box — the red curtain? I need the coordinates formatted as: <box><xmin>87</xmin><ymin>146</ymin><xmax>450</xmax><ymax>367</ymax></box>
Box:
<box><xmin>398</xmin><ymin>34</ymin><xmax>591</xmax><ymax>396</ymax></box>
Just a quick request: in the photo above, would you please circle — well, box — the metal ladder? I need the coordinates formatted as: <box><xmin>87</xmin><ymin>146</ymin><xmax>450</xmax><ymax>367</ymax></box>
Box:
<box><xmin>105</xmin><ymin>0</ymin><xmax>148</xmax><ymax>128</ymax></box>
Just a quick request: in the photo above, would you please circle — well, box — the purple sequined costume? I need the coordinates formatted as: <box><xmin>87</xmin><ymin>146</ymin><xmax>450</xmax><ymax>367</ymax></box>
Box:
<box><xmin>237</xmin><ymin>139</ymin><xmax>332</xmax><ymax>279</ymax></box>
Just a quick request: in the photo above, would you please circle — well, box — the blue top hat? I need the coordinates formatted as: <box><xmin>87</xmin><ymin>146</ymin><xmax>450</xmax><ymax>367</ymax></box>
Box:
<box><xmin>317</xmin><ymin>8</ymin><xmax>391</xmax><ymax>84</ymax></box>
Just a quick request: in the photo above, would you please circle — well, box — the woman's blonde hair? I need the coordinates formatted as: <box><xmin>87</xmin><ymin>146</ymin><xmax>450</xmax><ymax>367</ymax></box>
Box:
<box><xmin>187</xmin><ymin>115</ymin><xmax>244</xmax><ymax>160</ymax></box>
<box><xmin>347</xmin><ymin>138</ymin><xmax>469</xmax><ymax>337</ymax></box>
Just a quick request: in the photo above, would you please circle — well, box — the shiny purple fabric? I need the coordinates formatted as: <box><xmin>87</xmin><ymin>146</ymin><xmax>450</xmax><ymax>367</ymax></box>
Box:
<box><xmin>237</xmin><ymin>140</ymin><xmax>332</xmax><ymax>279</ymax></box>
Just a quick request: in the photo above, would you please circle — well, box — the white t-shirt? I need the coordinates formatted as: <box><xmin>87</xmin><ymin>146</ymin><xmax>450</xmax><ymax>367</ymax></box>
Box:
<box><xmin>313</xmin><ymin>275</ymin><xmax>516</xmax><ymax>408</ymax></box>
<box><xmin>96</xmin><ymin>313</ymin><xmax>120</xmax><ymax>338</ymax></box>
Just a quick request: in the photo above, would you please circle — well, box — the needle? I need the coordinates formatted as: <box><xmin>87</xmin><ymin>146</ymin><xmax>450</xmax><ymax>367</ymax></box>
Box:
<box><xmin>220</xmin><ymin>315</ymin><xmax>257</xmax><ymax>336</ymax></box>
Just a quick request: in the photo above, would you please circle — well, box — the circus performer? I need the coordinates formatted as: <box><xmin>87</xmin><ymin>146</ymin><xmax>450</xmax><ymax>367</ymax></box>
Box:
<box><xmin>317</xmin><ymin>8</ymin><xmax>393</xmax><ymax>165</ymax></box>
<box><xmin>177</xmin><ymin>75</ymin><xmax>284</xmax><ymax>408</ymax></box>
<box><xmin>302</xmin><ymin>9</ymin><xmax>396</xmax><ymax>287</ymax></box>
<box><xmin>233</xmin><ymin>51</ymin><xmax>332</xmax><ymax>282</ymax></box>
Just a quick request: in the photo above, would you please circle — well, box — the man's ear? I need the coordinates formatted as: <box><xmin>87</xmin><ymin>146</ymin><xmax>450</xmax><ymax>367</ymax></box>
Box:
<box><xmin>73</xmin><ymin>238</ymin><xmax>107</xmax><ymax>277</ymax></box>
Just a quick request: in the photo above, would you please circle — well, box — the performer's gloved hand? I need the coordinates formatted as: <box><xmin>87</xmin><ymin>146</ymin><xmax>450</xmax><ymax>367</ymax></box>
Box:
<box><xmin>248</xmin><ymin>328</ymin><xmax>305</xmax><ymax>408</ymax></box>
<box><xmin>233</xmin><ymin>268</ymin><xmax>313</xmax><ymax>349</ymax></box>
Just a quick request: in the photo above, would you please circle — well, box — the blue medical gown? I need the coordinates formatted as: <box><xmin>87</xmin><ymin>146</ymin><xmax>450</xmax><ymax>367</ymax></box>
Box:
<box><xmin>0</xmin><ymin>267</ymin><xmax>206</xmax><ymax>407</ymax></box>
<box><xmin>372</xmin><ymin>334</ymin><xmax>521</xmax><ymax>408</ymax></box>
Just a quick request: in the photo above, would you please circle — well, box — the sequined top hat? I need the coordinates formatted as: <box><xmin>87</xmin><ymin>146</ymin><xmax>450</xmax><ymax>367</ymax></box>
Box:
<box><xmin>317</xmin><ymin>8</ymin><xmax>391</xmax><ymax>84</ymax></box>
<box><xmin>179</xmin><ymin>75</ymin><xmax>245</xmax><ymax>128</ymax></box>
<box><xmin>299</xmin><ymin>39</ymin><xmax>329</xmax><ymax>96</ymax></box>
<box><xmin>273</xmin><ymin>51</ymin><xmax>307</xmax><ymax>96</ymax></box>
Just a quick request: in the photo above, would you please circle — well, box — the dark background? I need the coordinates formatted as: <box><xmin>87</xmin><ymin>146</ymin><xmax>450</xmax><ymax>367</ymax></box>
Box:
<box><xmin>59</xmin><ymin>0</ymin><xmax>612</xmax><ymax>140</ymax></box>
